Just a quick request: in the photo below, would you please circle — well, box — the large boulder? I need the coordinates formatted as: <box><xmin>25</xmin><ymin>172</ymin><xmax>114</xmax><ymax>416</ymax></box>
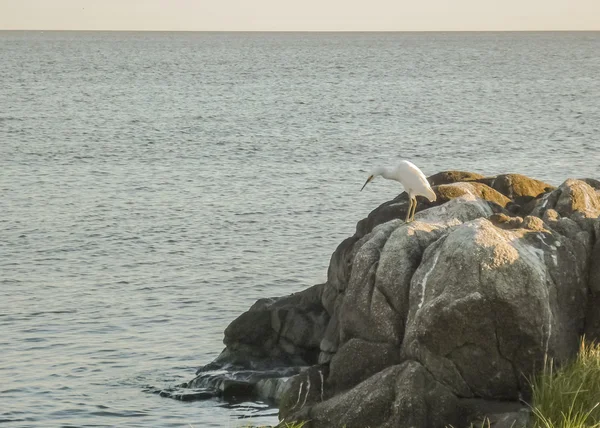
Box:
<box><xmin>317</xmin><ymin>196</ymin><xmax>495</xmax><ymax>369</ymax></box>
<box><xmin>402</xmin><ymin>216</ymin><xmax>588</xmax><ymax>400</ymax></box>
<box><xmin>338</xmin><ymin>197</ymin><xmax>494</xmax><ymax>347</ymax></box>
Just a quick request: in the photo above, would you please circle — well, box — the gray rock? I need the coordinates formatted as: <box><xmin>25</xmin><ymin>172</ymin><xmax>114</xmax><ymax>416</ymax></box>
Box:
<box><xmin>325</xmin><ymin>236</ymin><xmax>359</xmax><ymax>303</ymax></box>
<box><xmin>223</xmin><ymin>309</ymin><xmax>275</xmax><ymax>352</ymax></box>
<box><xmin>384</xmin><ymin>360</ymin><xmax>460</xmax><ymax>428</ymax></box>
<box><xmin>327</xmin><ymin>338</ymin><xmax>402</xmax><ymax>394</ymax></box>
<box><xmin>279</xmin><ymin>365</ymin><xmax>328</xmax><ymax>420</ymax></box>
<box><xmin>288</xmin><ymin>365</ymin><xmax>400</xmax><ymax>428</ymax></box>
<box><xmin>402</xmin><ymin>217</ymin><xmax>588</xmax><ymax>399</ymax></box>
<box><xmin>283</xmin><ymin>361</ymin><xmax>459</xmax><ymax>428</ymax></box>
<box><xmin>185</xmin><ymin>366</ymin><xmax>302</xmax><ymax>403</ymax></box>
<box><xmin>223</xmin><ymin>283</ymin><xmax>328</xmax><ymax>364</ymax></box>
<box><xmin>338</xmin><ymin>197</ymin><xmax>494</xmax><ymax>347</ymax></box>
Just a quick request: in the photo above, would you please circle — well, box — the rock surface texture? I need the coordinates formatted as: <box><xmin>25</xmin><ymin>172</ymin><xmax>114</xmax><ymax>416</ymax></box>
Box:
<box><xmin>183</xmin><ymin>171</ymin><xmax>600</xmax><ymax>428</ymax></box>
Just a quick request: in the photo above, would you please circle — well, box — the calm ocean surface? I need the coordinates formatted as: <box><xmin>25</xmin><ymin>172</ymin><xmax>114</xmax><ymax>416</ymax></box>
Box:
<box><xmin>1</xmin><ymin>31</ymin><xmax>599</xmax><ymax>427</ymax></box>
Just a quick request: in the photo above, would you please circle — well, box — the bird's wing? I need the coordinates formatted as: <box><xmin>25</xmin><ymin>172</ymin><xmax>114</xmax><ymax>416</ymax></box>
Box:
<box><xmin>396</xmin><ymin>160</ymin><xmax>435</xmax><ymax>199</ymax></box>
<box><xmin>397</xmin><ymin>160</ymin><xmax>429</xmax><ymax>183</ymax></box>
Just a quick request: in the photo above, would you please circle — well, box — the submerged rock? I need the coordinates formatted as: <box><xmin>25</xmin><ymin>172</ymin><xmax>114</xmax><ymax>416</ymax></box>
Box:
<box><xmin>180</xmin><ymin>171</ymin><xmax>600</xmax><ymax>427</ymax></box>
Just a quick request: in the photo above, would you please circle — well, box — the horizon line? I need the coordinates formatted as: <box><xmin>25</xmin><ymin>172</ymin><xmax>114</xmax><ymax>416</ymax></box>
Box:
<box><xmin>1</xmin><ymin>29</ymin><xmax>599</xmax><ymax>33</ymax></box>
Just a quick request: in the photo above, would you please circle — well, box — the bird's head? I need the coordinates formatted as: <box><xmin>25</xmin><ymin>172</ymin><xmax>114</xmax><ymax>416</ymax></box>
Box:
<box><xmin>360</xmin><ymin>167</ymin><xmax>384</xmax><ymax>191</ymax></box>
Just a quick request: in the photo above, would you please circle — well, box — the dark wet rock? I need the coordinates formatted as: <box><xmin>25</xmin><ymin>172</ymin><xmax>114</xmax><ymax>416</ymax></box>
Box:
<box><xmin>223</xmin><ymin>309</ymin><xmax>274</xmax><ymax>351</ymax></box>
<box><xmin>158</xmin><ymin>389</ymin><xmax>215</xmax><ymax>401</ymax></box>
<box><xmin>279</xmin><ymin>365</ymin><xmax>329</xmax><ymax>420</ymax></box>
<box><xmin>181</xmin><ymin>171</ymin><xmax>600</xmax><ymax>427</ymax></box>
<box><xmin>186</xmin><ymin>366</ymin><xmax>302</xmax><ymax>403</ymax></box>
<box><xmin>223</xmin><ymin>283</ymin><xmax>328</xmax><ymax>365</ymax></box>
<box><xmin>178</xmin><ymin>284</ymin><xmax>329</xmax><ymax>405</ymax></box>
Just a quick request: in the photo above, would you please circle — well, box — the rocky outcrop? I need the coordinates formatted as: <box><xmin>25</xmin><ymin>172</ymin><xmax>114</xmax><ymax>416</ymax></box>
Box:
<box><xmin>179</xmin><ymin>171</ymin><xmax>600</xmax><ymax>428</ymax></box>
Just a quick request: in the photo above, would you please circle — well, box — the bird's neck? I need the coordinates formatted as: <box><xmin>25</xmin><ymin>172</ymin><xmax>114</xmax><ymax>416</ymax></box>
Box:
<box><xmin>379</xmin><ymin>167</ymin><xmax>394</xmax><ymax>180</ymax></box>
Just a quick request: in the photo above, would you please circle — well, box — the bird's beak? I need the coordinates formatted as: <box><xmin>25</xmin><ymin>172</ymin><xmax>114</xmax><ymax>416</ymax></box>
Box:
<box><xmin>360</xmin><ymin>176</ymin><xmax>373</xmax><ymax>191</ymax></box>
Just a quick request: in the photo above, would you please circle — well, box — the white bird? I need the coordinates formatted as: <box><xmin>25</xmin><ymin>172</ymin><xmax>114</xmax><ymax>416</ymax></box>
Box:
<box><xmin>361</xmin><ymin>160</ymin><xmax>437</xmax><ymax>222</ymax></box>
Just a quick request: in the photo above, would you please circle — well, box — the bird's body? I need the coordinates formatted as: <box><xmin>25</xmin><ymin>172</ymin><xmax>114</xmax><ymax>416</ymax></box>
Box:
<box><xmin>361</xmin><ymin>160</ymin><xmax>436</xmax><ymax>222</ymax></box>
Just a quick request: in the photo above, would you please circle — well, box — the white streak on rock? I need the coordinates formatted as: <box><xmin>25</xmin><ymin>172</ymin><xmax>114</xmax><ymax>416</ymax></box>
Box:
<box><xmin>301</xmin><ymin>376</ymin><xmax>311</xmax><ymax>409</ymax></box>
<box><xmin>583</xmin><ymin>191</ymin><xmax>593</xmax><ymax>211</ymax></box>
<box><xmin>535</xmin><ymin>234</ymin><xmax>557</xmax><ymax>266</ymax></box>
<box><xmin>515</xmin><ymin>234</ymin><xmax>552</xmax><ymax>354</ymax></box>
<box><xmin>318</xmin><ymin>370</ymin><xmax>324</xmax><ymax>402</ymax></box>
<box><xmin>292</xmin><ymin>381</ymin><xmax>304</xmax><ymax>410</ymax></box>
<box><xmin>418</xmin><ymin>252</ymin><xmax>441</xmax><ymax>309</ymax></box>
<box><xmin>546</xmin><ymin>312</ymin><xmax>553</xmax><ymax>356</ymax></box>
<box><xmin>540</xmin><ymin>194</ymin><xmax>550</xmax><ymax>209</ymax></box>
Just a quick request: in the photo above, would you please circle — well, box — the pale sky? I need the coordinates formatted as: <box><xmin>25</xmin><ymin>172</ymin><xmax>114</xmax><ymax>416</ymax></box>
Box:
<box><xmin>0</xmin><ymin>0</ymin><xmax>599</xmax><ymax>31</ymax></box>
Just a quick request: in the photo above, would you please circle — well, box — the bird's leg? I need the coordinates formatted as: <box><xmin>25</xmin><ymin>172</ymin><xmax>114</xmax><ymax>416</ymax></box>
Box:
<box><xmin>413</xmin><ymin>198</ymin><xmax>419</xmax><ymax>221</ymax></box>
<box><xmin>405</xmin><ymin>198</ymin><xmax>413</xmax><ymax>223</ymax></box>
